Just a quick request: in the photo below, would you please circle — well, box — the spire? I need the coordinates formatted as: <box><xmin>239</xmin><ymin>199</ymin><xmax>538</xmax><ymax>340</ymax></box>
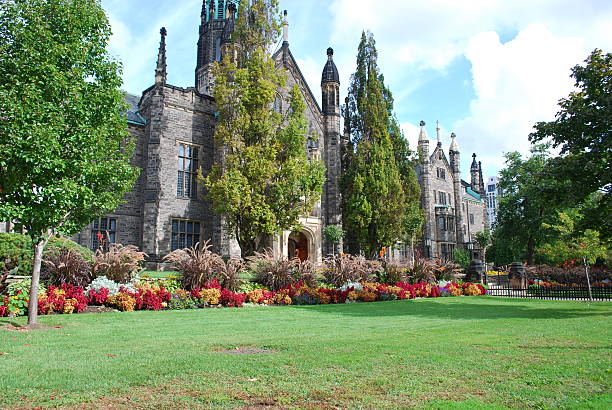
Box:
<box><xmin>418</xmin><ymin>120</ymin><xmax>429</xmax><ymax>143</ymax></box>
<box><xmin>449</xmin><ymin>132</ymin><xmax>459</xmax><ymax>152</ymax></box>
<box><xmin>321</xmin><ymin>47</ymin><xmax>340</xmax><ymax>84</ymax></box>
<box><xmin>471</xmin><ymin>153</ymin><xmax>478</xmax><ymax>170</ymax></box>
<box><xmin>282</xmin><ymin>10</ymin><xmax>289</xmax><ymax>44</ymax></box>
<box><xmin>200</xmin><ymin>0</ymin><xmax>207</xmax><ymax>22</ymax></box>
<box><xmin>436</xmin><ymin>120</ymin><xmax>441</xmax><ymax>146</ymax></box>
<box><xmin>155</xmin><ymin>27</ymin><xmax>167</xmax><ymax>85</ymax></box>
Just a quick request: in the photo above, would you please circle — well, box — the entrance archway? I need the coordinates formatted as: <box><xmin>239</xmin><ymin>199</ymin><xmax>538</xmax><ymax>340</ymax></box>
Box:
<box><xmin>288</xmin><ymin>232</ymin><xmax>308</xmax><ymax>261</ymax></box>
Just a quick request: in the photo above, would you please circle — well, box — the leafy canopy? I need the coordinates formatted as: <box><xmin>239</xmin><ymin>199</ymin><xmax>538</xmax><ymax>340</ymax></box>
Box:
<box><xmin>204</xmin><ymin>0</ymin><xmax>325</xmax><ymax>257</ymax></box>
<box><xmin>0</xmin><ymin>0</ymin><xmax>138</xmax><ymax>243</ymax></box>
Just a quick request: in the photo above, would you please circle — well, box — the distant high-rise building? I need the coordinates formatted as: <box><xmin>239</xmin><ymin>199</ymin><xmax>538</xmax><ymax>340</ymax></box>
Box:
<box><xmin>485</xmin><ymin>176</ymin><xmax>502</xmax><ymax>227</ymax></box>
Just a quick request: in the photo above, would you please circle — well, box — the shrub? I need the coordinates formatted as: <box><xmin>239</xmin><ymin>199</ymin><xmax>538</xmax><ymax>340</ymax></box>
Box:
<box><xmin>93</xmin><ymin>243</ymin><xmax>147</xmax><ymax>283</ymax></box>
<box><xmin>193</xmin><ymin>287</ymin><xmax>221</xmax><ymax>305</ymax></box>
<box><xmin>42</xmin><ymin>249</ymin><xmax>93</xmax><ymax>287</ymax></box>
<box><xmin>0</xmin><ymin>233</ymin><xmax>93</xmax><ymax>276</ymax></box>
<box><xmin>526</xmin><ymin>264</ymin><xmax>611</xmax><ymax>284</ymax></box>
<box><xmin>0</xmin><ymin>278</ymin><xmax>34</xmax><ymax>316</ymax></box>
<box><xmin>377</xmin><ymin>261</ymin><xmax>407</xmax><ymax>284</ymax></box>
<box><xmin>217</xmin><ymin>258</ymin><xmax>245</xmax><ymax>292</ymax></box>
<box><xmin>163</xmin><ymin>240</ymin><xmax>223</xmax><ymax>290</ymax></box>
<box><xmin>246</xmin><ymin>288</ymin><xmax>274</xmax><ymax>304</ymax></box>
<box><xmin>453</xmin><ymin>247</ymin><xmax>471</xmax><ymax>269</ymax></box>
<box><xmin>106</xmin><ymin>293</ymin><xmax>136</xmax><ymax>312</ymax></box>
<box><xmin>38</xmin><ymin>284</ymin><xmax>88</xmax><ymax>315</ymax></box>
<box><xmin>167</xmin><ymin>290</ymin><xmax>198</xmax><ymax>310</ymax></box>
<box><xmin>220</xmin><ymin>289</ymin><xmax>246</xmax><ymax>307</ymax></box>
<box><xmin>248</xmin><ymin>250</ymin><xmax>305</xmax><ymax>291</ymax></box>
<box><xmin>86</xmin><ymin>276</ymin><xmax>135</xmax><ymax>296</ymax></box>
<box><xmin>322</xmin><ymin>254</ymin><xmax>378</xmax><ymax>287</ymax></box>
<box><xmin>87</xmin><ymin>287</ymin><xmax>109</xmax><ymax>305</ymax></box>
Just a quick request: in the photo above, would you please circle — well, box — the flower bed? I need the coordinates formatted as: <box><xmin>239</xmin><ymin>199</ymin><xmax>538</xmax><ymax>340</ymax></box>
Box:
<box><xmin>0</xmin><ymin>276</ymin><xmax>487</xmax><ymax>317</ymax></box>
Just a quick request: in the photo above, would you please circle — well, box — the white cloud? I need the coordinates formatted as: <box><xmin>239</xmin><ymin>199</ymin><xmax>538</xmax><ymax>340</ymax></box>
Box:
<box><xmin>453</xmin><ymin>24</ymin><xmax>586</xmax><ymax>175</ymax></box>
<box><xmin>327</xmin><ymin>0</ymin><xmax>612</xmax><ymax>176</ymax></box>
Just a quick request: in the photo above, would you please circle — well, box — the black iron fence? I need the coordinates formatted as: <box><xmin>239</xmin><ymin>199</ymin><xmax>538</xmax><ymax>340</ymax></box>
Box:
<box><xmin>486</xmin><ymin>282</ymin><xmax>612</xmax><ymax>301</ymax></box>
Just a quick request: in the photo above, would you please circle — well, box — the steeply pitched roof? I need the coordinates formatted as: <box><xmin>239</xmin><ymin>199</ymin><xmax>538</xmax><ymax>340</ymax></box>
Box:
<box><xmin>125</xmin><ymin>92</ymin><xmax>146</xmax><ymax>126</ymax></box>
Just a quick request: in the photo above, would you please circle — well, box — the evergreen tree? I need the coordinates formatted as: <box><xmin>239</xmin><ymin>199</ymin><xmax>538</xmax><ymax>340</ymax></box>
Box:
<box><xmin>343</xmin><ymin>32</ymin><xmax>419</xmax><ymax>257</ymax></box>
<box><xmin>204</xmin><ymin>0</ymin><xmax>325</xmax><ymax>257</ymax></box>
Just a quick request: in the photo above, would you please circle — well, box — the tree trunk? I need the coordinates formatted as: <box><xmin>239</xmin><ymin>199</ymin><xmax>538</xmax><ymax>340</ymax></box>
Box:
<box><xmin>583</xmin><ymin>257</ymin><xmax>593</xmax><ymax>302</ymax></box>
<box><xmin>27</xmin><ymin>232</ymin><xmax>51</xmax><ymax>327</ymax></box>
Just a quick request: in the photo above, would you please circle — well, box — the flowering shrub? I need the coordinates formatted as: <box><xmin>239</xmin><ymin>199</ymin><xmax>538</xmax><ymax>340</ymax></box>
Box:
<box><xmin>87</xmin><ymin>287</ymin><xmax>109</xmax><ymax>305</ymax></box>
<box><xmin>220</xmin><ymin>289</ymin><xmax>246</xmax><ymax>307</ymax></box>
<box><xmin>193</xmin><ymin>288</ymin><xmax>221</xmax><ymax>306</ymax></box>
<box><xmin>1</xmin><ymin>279</ymin><xmax>33</xmax><ymax>316</ymax></box>
<box><xmin>447</xmin><ymin>282</ymin><xmax>463</xmax><ymax>296</ymax></box>
<box><xmin>463</xmin><ymin>282</ymin><xmax>486</xmax><ymax>296</ymax></box>
<box><xmin>168</xmin><ymin>290</ymin><xmax>198</xmax><ymax>310</ymax></box>
<box><xmin>86</xmin><ymin>276</ymin><xmax>135</xmax><ymax>296</ymax></box>
<box><xmin>246</xmin><ymin>288</ymin><xmax>274</xmax><ymax>304</ymax></box>
<box><xmin>38</xmin><ymin>284</ymin><xmax>88</xmax><ymax>314</ymax></box>
<box><xmin>106</xmin><ymin>293</ymin><xmax>136</xmax><ymax>312</ymax></box>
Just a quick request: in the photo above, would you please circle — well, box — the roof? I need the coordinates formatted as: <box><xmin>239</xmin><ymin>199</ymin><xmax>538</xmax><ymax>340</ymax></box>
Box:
<box><xmin>321</xmin><ymin>48</ymin><xmax>340</xmax><ymax>84</ymax></box>
<box><xmin>125</xmin><ymin>92</ymin><xmax>146</xmax><ymax>126</ymax></box>
<box><xmin>461</xmin><ymin>179</ymin><xmax>483</xmax><ymax>202</ymax></box>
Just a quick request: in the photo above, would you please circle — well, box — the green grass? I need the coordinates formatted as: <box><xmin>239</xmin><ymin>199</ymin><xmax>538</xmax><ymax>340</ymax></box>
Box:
<box><xmin>1</xmin><ymin>297</ymin><xmax>610</xmax><ymax>409</ymax></box>
<box><xmin>140</xmin><ymin>270</ymin><xmax>178</xmax><ymax>279</ymax></box>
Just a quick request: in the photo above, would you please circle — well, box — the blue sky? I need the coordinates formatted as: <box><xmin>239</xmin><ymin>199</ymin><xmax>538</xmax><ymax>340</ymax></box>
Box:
<box><xmin>101</xmin><ymin>0</ymin><xmax>612</xmax><ymax>178</ymax></box>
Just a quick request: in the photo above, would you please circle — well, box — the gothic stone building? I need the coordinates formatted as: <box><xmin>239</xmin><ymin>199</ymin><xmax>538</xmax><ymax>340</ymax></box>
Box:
<box><xmin>416</xmin><ymin>121</ymin><xmax>488</xmax><ymax>260</ymax></box>
<box><xmin>0</xmin><ymin>1</ymin><xmax>489</xmax><ymax>264</ymax></box>
<box><xmin>65</xmin><ymin>2</ymin><xmax>343</xmax><ymax>265</ymax></box>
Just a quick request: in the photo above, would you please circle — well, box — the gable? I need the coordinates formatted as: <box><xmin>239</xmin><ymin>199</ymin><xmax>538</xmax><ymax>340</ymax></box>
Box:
<box><xmin>273</xmin><ymin>47</ymin><xmax>324</xmax><ymax>133</ymax></box>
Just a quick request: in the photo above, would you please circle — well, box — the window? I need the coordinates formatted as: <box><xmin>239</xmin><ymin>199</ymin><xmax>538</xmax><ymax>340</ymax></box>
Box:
<box><xmin>171</xmin><ymin>219</ymin><xmax>201</xmax><ymax>251</ymax></box>
<box><xmin>441</xmin><ymin>243</ymin><xmax>455</xmax><ymax>261</ymax></box>
<box><xmin>436</xmin><ymin>168</ymin><xmax>446</xmax><ymax>179</ymax></box>
<box><xmin>438</xmin><ymin>151</ymin><xmax>443</xmax><ymax>160</ymax></box>
<box><xmin>439</xmin><ymin>191</ymin><xmax>447</xmax><ymax>205</ymax></box>
<box><xmin>177</xmin><ymin>143</ymin><xmax>199</xmax><ymax>198</ymax></box>
<box><xmin>217</xmin><ymin>0</ymin><xmax>225</xmax><ymax>19</ymax></box>
<box><xmin>469</xmin><ymin>214</ymin><xmax>475</xmax><ymax>225</ymax></box>
<box><xmin>488</xmin><ymin>184</ymin><xmax>496</xmax><ymax>192</ymax></box>
<box><xmin>92</xmin><ymin>217</ymin><xmax>116</xmax><ymax>250</ymax></box>
<box><xmin>438</xmin><ymin>216</ymin><xmax>446</xmax><ymax>231</ymax></box>
<box><xmin>433</xmin><ymin>190</ymin><xmax>437</xmax><ymax>203</ymax></box>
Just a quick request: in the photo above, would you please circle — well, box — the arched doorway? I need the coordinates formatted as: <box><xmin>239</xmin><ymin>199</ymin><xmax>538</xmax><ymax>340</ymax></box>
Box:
<box><xmin>288</xmin><ymin>232</ymin><xmax>309</xmax><ymax>261</ymax></box>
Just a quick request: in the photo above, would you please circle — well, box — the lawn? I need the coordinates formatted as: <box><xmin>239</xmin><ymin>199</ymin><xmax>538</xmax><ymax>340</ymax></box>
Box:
<box><xmin>1</xmin><ymin>297</ymin><xmax>610</xmax><ymax>409</ymax></box>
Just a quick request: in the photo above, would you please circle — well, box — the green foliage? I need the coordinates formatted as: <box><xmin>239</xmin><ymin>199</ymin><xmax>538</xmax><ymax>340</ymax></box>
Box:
<box><xmin>0</xmin><ymin>233</ymin><xmax>93</xmax><ymax>276</ymax></box>
<box><xmin>248</xmin><ymin>250</ymin><xmax>316</xmax><ymax>291</ymax></box>
<box><xmin>529</xmin><ymin>49</ymin><xmax>611</xmax><ymax>208</ymax></box>
<box><xmin>323</xmin><ymin>225</ymin><xmax>344</xmax><ymax>245</ymax></box>
<box><xmin>0</xmin><ymin>0</ymin><xmax>139</xmax><ymax>242</ymax></box>
<box><xmin>539</xmin><ymin>211</ymin><xmax>609</xmax><ymax>266</ymax></box>
<box><xmin>494</xmin><ymin>145</ymin><xmax>558</xmax><ymax>264</ymax></box>
<box><xmin>453</xmin><ymin>247</ymin><xmax>471</xmax><ymax>269</ymax></box>
<box><xmin>0</xmin><ymin>0</ymin><xmax>138</xmax><ymax>323</ymax></box>
<box><xmin>204</xmin><ymin>0</ymin><xmax>325</xmax><ymax>257</ymax></box>
<box><xmin>42</xmin><ymin>249</ymin><xmax>92</xmax><ymax>288</ymax></box>
<box><xmin>343</xmin><ymin>32</ymin><xmax>419</xmax><ymax>256</ymax></box>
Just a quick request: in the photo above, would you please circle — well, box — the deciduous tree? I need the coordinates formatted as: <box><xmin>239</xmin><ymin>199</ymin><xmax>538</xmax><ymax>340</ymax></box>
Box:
<box><xmin>204</xmin><ymin>0</ymin><xmax>325</xmax><ymax>257</ymax></box>
<box><xmin>0</xmin><ymin>0</ymin><xmax>138</xmax><ymax>326</ymax></box>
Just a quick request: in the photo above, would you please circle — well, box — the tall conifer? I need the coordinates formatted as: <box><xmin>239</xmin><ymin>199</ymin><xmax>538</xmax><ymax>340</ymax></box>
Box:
<box><xmin>343</xmin><ymin>32</ymin><xmax>421</xmax><ymax>257</ymax></box>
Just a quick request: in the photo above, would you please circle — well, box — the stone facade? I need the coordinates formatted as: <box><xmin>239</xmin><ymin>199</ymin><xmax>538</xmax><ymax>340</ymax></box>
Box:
<box><xmin>69</xmin><ymin>2</ymin><xmax>340</xmax><ymax>267</ymax></box>
<box><xmin>416</xmin><ymin>122</ymin><xmax>488</xmax><ymax>260</ymax></box>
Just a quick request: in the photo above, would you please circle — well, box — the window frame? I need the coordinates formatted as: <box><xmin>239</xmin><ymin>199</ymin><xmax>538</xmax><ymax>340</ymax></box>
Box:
<box><xmin>91</xmin><ymin>217</ymin><xmax>117</xmax><ymax>251</ymax></box>
<box><xmin>171</xmin><ymin>218</ymin><xmax>202</xmax><ymax>251</ymax></box>
<box><xmin>177</xmin><ymin>141</ymin><xmax>201</xmax><ymax>199</ymax></box>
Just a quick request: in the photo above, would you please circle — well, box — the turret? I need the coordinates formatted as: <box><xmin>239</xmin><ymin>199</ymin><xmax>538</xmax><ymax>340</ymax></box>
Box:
<box><xmin>155</xmin><ymin>27</ymin><xmax>167</xmax><ymax>85</ymax></box>
<box><xmin>470</xmin><ymin>153</ymin><xmax>481</xmax><ymax>193</ymax></box>
<box><xmin>417</xmin><ymin>120</ymin><xmax>429</xmax><ymax>161</ymax></box>
<box><xmin>321</xmin><ymin>47</ymin><xmax>342</xmax><ymax>254</ymax></box>
<box><xmin>449</xmin><ymin>133</ymin><xmax>465</xmax><ymax>245</ymax></box>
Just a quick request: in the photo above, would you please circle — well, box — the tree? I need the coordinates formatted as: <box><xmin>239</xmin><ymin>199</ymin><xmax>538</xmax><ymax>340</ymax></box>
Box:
<box><xmin>342</xmin><ymin>32</ymin><xmax>414</xmax><ymax>257</ymax></box>
<box><xmin>494</xmin><ymin>145</ymin><xmax>558</xmax><ymax>265</ymax></box>
<box><xmin>204</xmin><ymin>0</ymin><xmax>325</xmax><ymax>257</ymax></box>
<box><xmin>539</xmin><ymin>211</ymin><xmax>609</xmax><ymax>301</ymax></box>
<box><xmin>529</xmin><ymin>49</ymin><xmax>611</xmax><ymax>218</ymax></box>
<box><xmin>323</xmin><ymin>225</ymin><xmax>344</xmax><ymax>255</ymax></box>
<box><xmin>474</xmin><ymin>229</ymin><xmax>492</xmax><ymax>264</ymax></box>
<box><xmin>0</xmin><ymin>0</ymin><xmax>138</xmax><ymax>326</ymax></box>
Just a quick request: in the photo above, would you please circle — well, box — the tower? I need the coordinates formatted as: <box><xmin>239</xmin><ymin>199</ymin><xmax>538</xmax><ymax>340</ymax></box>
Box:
<box><xmin>417</xmin><ymin>121</ymin><xmax>434</xmax><ymax>257</ymax></box>
<box><xmin>321</xmin><ymin>47</ymin><xmax>342</xmax><ymax>254</ymax></box>
<box><xmin>448</xmin><ymin>133</ymin><xmax>465</xmax><ymax>245</ymax></box>
<box><xmin>195</xmin><ymin>0</ymin><xmax>238</xmax><ymax>94</ymax></box>
<box><xmin>470</xmin><ymin>153</ymin><xmax>481</xmax><ymax>193</ymax></box>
